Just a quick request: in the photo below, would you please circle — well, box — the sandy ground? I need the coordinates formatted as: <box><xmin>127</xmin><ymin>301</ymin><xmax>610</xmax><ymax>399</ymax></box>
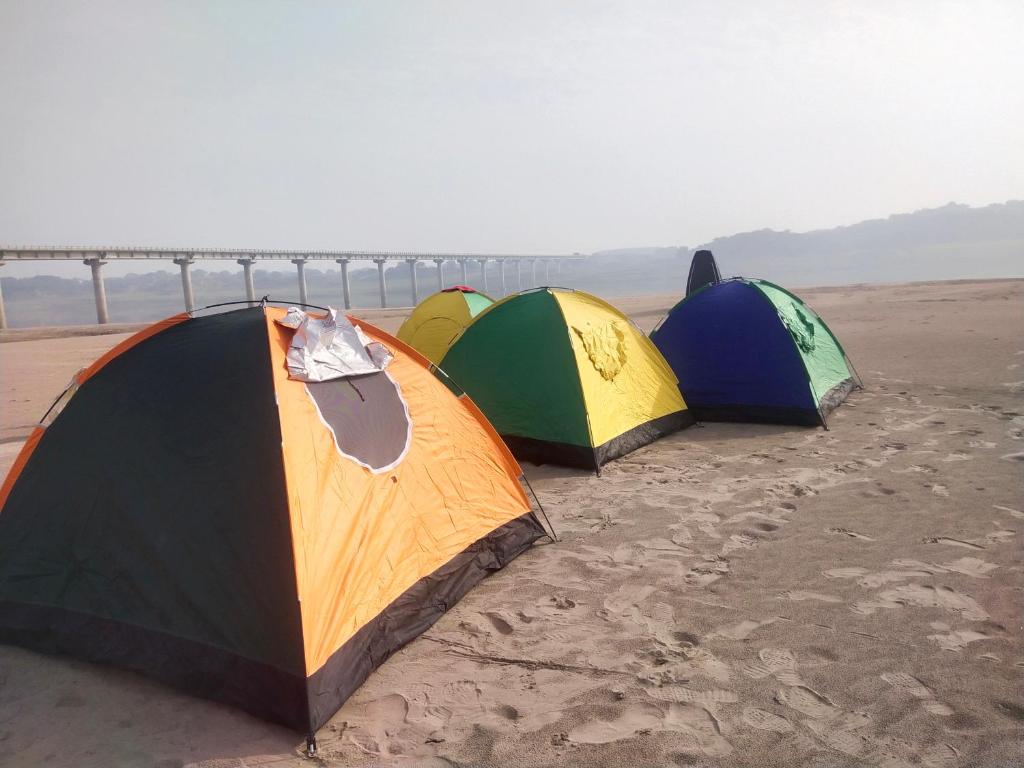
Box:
<box><xmin>0</xmin><ymin>280</ymin><xmax>1021</xmax><ymax>767</ymax></box>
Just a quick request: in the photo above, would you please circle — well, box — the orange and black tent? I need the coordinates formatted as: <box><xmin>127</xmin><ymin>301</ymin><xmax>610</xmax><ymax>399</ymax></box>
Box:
<box><xmin>0</xmin><ymin>306</ymin><xmax>544</xmax><ymax>743</ymax></box>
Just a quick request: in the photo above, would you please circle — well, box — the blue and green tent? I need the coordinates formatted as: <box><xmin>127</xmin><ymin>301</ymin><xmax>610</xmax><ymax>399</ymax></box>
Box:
<box><xmin>651</xmin><ymin>278</ymin><xmax>861</xmax><ymax>427</ymax></box>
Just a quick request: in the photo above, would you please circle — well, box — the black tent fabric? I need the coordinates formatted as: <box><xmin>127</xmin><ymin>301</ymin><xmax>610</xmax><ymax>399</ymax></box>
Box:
<box><xmin>0</xmin><ymin>307</ymin><xmax>543</xmax><ymax>738</ymax></box>
<box><xmin>686</xmin><ymin>249</ymin><xmax>722</xmax><ymax>295</ymax></box>
<box><xmin>0</xmin><ymin>310</ymin><xmax>309</xmax><ymax>727</ymax></box>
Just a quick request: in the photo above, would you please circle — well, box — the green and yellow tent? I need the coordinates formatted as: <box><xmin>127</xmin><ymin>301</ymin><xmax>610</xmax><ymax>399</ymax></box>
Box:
<box><xmin>396</xmin><ymin>285</ymin><xmax>494</xmax><ymax>364</ymax></box>
<box><xmin>439</xmin><ymin>288</ymin><xmax>693</xmax><ymax>471</ymax></box>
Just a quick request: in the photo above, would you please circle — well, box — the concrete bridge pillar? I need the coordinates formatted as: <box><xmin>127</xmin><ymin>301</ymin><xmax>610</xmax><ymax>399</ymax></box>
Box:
<box><xmin>543</xmin><ymin>259</ymin><xmax>550</xmax><ymax>284</ymax></box>
<box><xmin>479</xmin><ymin>258</ymin><xmax>488</xmax><ymax>293</ymax></box>
<box><xmin>459</xmin><ymin>259</ymin><xmax>469</xmax><ymax>285</ymax></box>
<box><xmin>530</xmin><ymin>259</ymin><xmax>537</xmax><ymax>288</ymax></box>
<box><xmin>85</xmin><ymin>257</ymin><xmax>109</xmax><ymax>324</ymax></box>
<box><xmin>291</xmin><ymin>258</ymin><xmax>308</xmax><ymax>305</ymax></box>
<box><xmin>375</xmin><ymin>259</ymin><xmax>388</xmax><ymax>308</ymax></box>
<box><xmin>407</xmin><ymin>259</ymin><xmax>419</xmax><ymax>305</ymax></box>
<box><xmin>497</xmin><ymin>259</ymin><xmax>506</xmax><ymax>297</ymax></box>
<box><xmin>173</xmin><ymin>256</ymin><xmax>196</xmax><ymax>313</ymax></box>
<box><xmin>336</xmin><ymin>259</ymin><xmax>351</xmax><ymax>309</ymax></box>
<box><xmin>516</xmin><ymin>259</ymin><xmax>522</xmax><ymax>291</ymax></box>
<box><xmin>433</xmin><ymin>258</ymin><xmax>445</xmax><ymax>292</ymax></box>
<box><xmin>237</xmin><ymin>258</ymin><xmax>256</xmax><ymax>306</ymax></box>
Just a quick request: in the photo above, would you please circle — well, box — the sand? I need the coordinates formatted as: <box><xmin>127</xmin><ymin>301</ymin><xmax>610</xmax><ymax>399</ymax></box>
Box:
<box><xmin>0</xmin><ymin>280</ymin><xmax>1020</xmax><ymax>767</ymax></box>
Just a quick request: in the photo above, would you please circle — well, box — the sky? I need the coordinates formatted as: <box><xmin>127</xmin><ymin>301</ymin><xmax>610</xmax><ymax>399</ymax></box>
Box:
<box><xmin>1</xmin><ymin>0</ymin><xmax>1022</xmax><ymax>277</ymax></box>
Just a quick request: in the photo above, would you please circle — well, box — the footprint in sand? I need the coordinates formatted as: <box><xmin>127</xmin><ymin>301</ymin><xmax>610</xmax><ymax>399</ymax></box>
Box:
<box><xmin>352</xmin><ymin>693</ymin><xmax>412</xmax><ymax>754</ymax></box>
<box><xmin>711</xmin><ymin>618</ymin><xmax>776</xmax><ymax>641</ymax></box>
<box><xmin>985</xmin><ymin>528</ymin><xmax>1016</xmax><ymax>545</ymax></box>
<box><xmin>923</xmin><ymin>536</ymin><xmax>985</xmax><ymax>550</ymax></box>
<box><xmin>891</xmin><ymin>557</ymin><xmax>998</xmax><ymax>578</ymax></box>
<box><xmin>853</xmin><ymin>584</ymin><xmax>988</xmax><ymax>622</ymax></box>
<box><xmin>567</xmin><ymin>702</ymin><xmax>665</xmax><ymax>744</ymax></box>
<box><xmin>824</xmin><ymin>566</ymin><xmax>869</xmax><ymax>579</ymax></box>
<box><xmin>826</xmin><ymin>527</ymin><xmax>875</xmax><ymax>541</ymax></box>
<box><xmin>685</xmin><ymin>555</ymin><xmax>731</xmax><ymax>587</ymax></box>
<box><xmin>922</xmin><ymin>743</ymin><xmax>961</xmax><ymax>768</ymax></box>
<box><xmin>803</xmin><ymin>716</ymin><xmax>873</xmax><ymax>759</ymax></box>
<box><xmin>857</xmin><ymin>570</ymin><xmax>932</xmax><ymax>588</ymax></box>
<box><xmin>824</xmin><ymin>566</ymin><xmax>929</xmax><ymax>588</ymax></box>
<box><xmin>644</xmin><ymin>685</ymin><xmax>738</xmax><ymax>705</ymax></box>
<box><xmin>602</xmin><ymin>584</ymin><xmax>657</xmax><ymax>617</ymax></box>
<box><xmin>881</xmin><ymin>672</ymin><xmax>954</xmax><ymax>716</ymax></box>
<box><xmin>567</xmin><ymin>702</ymin><xmax>732</xmax><ymax>756</ymax></box>
<box><xmin>941</xmin><ymin>557</ymin><xmax>999</xmax><ymax>578</ymax></box>
<box><xmin>892</xmin><ymin>463</ymin><xmax>938</xmax><ymax>475</ymax></box>
<box><xmin>778</xmin><ymin>590</ymin><xmax>842</xmax><ymax>603</ymax></box>
<box><xmin>742</xmin><ymin>647</ymin><xmax>804</xmax><ymax>687</ymax></box>
<box><xmin>482</xmin><ymin>612</ymin><xmax>515</xmax><ymax>635</ymax></box>
<box><xmin>774</xmin><ymin>685</ymin><xmax>838</xmax><ymax>719</ymax></box>
<box><xmin>636</xmin><ymin>601</ymin><xmax>687</xmax><ymax>648</ymax></box>
<box><xmin>941</xmin><ymin>451</ymin><xmax>972</xmax><ymax>462</ymax></box>
<box><xmin>441</xmin><ymin>679</ymin><xmax>483</xmax><ymax>705</ymax></box>
<box><xmin>775</xmin><ymin>687</ymin><xmax>873</xmax><ymax>757</ymax></box>
<box><xmin>669</xmin><ymin>523</ymin><xmax>695</xmax><ymax>547</ymax></box>
<box><xmin>720</xmin><ymin>533</ymin><xmax>759</xmax><ymax>555</ymax></box>
<box><xmin>927</xmin><ymin>629</ymin><xmax>989</xmax><ymax>652</ymax></box>
<box><xmin>741</xmin><ymin>707</ymin><xmax>794</xmax><ymax>733</ymax></box>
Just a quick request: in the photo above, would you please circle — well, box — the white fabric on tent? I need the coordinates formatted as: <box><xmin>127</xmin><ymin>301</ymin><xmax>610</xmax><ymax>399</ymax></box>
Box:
<box><xmin>276</xmin><ymin>307</ymin><xmax>394</xmax><ymax>382</ymax></box>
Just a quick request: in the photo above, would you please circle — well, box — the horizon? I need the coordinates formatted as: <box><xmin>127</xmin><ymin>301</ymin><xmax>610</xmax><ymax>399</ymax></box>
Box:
<box><xmin>3</xmin><ymin>197</ymin><xmax>1020</xmax><ymax>279</ymax></box>
<box><xmin>3</xmin><ymin>1</ymin><xmax>1023</xmax><ymax>280</ymax></box>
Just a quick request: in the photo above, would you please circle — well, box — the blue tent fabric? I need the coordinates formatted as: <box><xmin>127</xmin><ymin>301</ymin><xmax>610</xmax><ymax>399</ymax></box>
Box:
<box><xmin>652</xmin><ymin>280</ymin><xmax>837</xmax><ymax>426</ymax></box>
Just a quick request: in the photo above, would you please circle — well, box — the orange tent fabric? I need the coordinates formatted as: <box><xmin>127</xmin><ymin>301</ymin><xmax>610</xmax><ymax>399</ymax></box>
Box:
<box><xmin>0</xmin><ymin>306</ymin><xmax>544</xmax><ymax>738</ymax></box>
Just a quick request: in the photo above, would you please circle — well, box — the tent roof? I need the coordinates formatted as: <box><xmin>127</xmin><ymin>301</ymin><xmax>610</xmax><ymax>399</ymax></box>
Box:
<box><xmin>396</xmin><ymin>288</ymin><xmax>495</xmax><ymax>364</ymax></box>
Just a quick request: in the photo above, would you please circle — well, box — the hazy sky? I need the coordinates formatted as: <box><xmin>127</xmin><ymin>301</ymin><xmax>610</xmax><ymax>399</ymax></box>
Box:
<box><xmin>2</xmin><ymin>0</ymin><xmax>1022</xmax><ymax>277</ymax></box>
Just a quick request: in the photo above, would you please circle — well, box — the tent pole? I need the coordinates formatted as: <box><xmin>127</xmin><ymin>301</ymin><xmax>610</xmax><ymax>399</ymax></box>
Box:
<box><xmin>846</xmin><ymin>356</ymin><xmax>866</xmax><ymax>389</ymax></box>
<box><xmin>521</xmin><ymin>473</ymin><xmax>558</xmax><ymax>542</ymax></box>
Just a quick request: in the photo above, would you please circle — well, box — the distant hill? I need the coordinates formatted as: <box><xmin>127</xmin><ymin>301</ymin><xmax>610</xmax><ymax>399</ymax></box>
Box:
<box><xmin>560</xmin><ymin>200</ymin><xmax>1024</xmax><ymax>295</ymax></box>
<box><xmin>2</xmin><ymin>200</ymin><xmax>1022</xmax><ymax>327</ymax></box>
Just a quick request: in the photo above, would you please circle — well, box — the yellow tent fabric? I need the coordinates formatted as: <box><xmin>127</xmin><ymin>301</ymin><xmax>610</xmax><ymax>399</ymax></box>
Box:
<box><xmin>553</xmin><ymin>290</ymin><xmax>687</xmax><ymax>449</ymax></box>
<box><xmin>396</xmin><ymin>288</ymin><xmax>494</xmax><ymax>364</ymax></box>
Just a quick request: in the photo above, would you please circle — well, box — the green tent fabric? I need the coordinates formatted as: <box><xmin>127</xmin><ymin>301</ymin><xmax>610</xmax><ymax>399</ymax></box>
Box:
<box><xmin>462</xmin><ymin>291</ymin><xmax>493</xmax><ymax>316</ymax></box>
<box><xmin>753</xmin><ymin>281</ymin><xmax>853</xmax><ymax>406</ymax></box>
<box><xmin>441</xmin><ymin>290</ymin><xmax>591</xmax><ymax>449</ymax></box>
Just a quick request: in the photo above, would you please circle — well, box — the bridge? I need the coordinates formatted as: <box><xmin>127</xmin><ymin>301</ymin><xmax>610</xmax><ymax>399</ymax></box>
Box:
<box><xmin>0</xmin><ymin>247</ymin><xmax>582</xmax><ymax>329</ymax></box>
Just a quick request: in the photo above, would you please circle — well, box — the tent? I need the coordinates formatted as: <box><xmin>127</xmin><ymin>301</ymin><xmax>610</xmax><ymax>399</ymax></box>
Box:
<box><xmin>396</xmin><ymin>285</ymin><xmax>494</xmax><ymax>364</ymax></box>
<box><xmin>651</xmin><ymin>278</ymin><xmax>860</xmax><ymax>427</ymax></box>
<box><xmin>439</xmin><ymin>288</ymin><xmax>693</xmax><ymax>471</ymax></box>
<box><xmin>0</xmin><ymin>306</ymin><xmax>544</xmax><ymax>744</ymax></box>
<box><xmin>686</xmin><ymin>249</ymin><xmax>721</xmax><ymax>296</ymax></box>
